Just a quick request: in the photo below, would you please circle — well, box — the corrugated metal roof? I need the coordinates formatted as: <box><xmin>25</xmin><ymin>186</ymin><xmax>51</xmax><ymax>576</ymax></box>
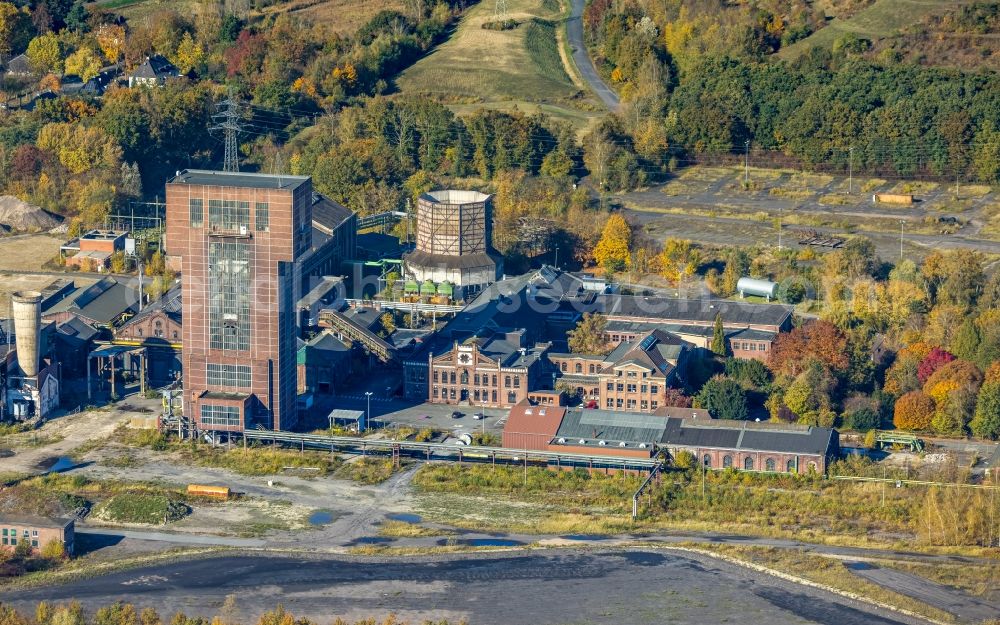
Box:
<box><xmin>555</xmin><ymin>409</ymin><xmax>667</xmax><ymax>446</ymax></box>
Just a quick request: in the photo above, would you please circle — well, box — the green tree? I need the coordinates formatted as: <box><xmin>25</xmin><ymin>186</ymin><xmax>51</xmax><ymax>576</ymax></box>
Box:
<box><xmin>950</xmin><ymin>319</ymin><xmax>980</xmax><ymax>362</ymax></box>
<box><xmin>695</xmin><ymin>376</ymin><xmax>748</xmax><ymax>420</ymax></box>
<box><xmin>567</xmin><ymin>313</ymin><xmax>609</xmax><ymax>355</ymax></box>
<box><xmin>64</xmin><ymin>0</ymin><xmax>89</xmax><ymax>32</ymax></box>
<box><xmin>847</xmin><ymin>407</ymin><xmax>880</xmax><ymax>432</ymax></box>
<box><xmin>724</xmin><ymin>357</ymin><xmax>771</xmax><ymax>390</ymax></box>
<box><xmin>710</xmin><ymin>312</ymin><xmax>726</xmax><ymax>356</ymax></box>
<box><xmin>973</xmin><ymin>120</ymin><xmax>1000</xmax><ymax>184</ymax></box>
<box><xmin>971</xmin><ymin>381</ymin><xmax>1000</xmax><ymax>440</ymax></box>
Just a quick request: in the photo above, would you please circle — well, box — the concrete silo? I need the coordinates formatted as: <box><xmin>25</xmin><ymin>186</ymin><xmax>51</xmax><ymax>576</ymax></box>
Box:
<box><xmin>11</xmin><ymin>290</ymin><xmax>42</xmax><ymax>378</ymax></box>
<box><xmin>403</xmin><ymin>190</ymin><xmax>503</xmax><ymax>301</ymax></box>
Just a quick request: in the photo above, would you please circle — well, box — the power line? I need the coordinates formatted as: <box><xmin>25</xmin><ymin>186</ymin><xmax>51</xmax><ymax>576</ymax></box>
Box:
<box><xmin>210</xmin><ymin>91</ymin><xmax>246</xmax><ymax>173</ymax></box>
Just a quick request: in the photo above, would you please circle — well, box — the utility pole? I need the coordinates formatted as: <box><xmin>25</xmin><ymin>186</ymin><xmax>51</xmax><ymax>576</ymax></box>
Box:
<box><xmin>848</xmin><ymin>146</ymin><xmax>854</xmax><ymax>194</ymax></box>
<box><xmin>777</xmin><ymin>207</ymin><xmax>783</xmax><ymax>250</ymax></box>
<box><xmin>900</xmin><ymin>220</ymin><xmax>904</xmax><ymax>260</ymax></box>
<box><xmin>744</xmin><ymin>140</ymin><xmax>750</xmax><ymax>185</ymax></box>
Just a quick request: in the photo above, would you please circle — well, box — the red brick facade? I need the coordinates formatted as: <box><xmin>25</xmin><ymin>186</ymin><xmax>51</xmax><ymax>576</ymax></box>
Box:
<box><xmin>166</xmin><ymin>171</ymin><xmax>312</xmax><ymax>432</ymax></box>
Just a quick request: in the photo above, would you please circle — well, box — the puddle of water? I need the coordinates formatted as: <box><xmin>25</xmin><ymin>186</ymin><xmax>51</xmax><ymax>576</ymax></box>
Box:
<box><xmin>845</xmin><ymin>561</ymin><xmax>876</xmax><ymax>571</ymax></box>
<box><xmin>561</xmin><ymin>534</ymin><xmax>611</xmax><ymax>541</ymax></box>
<box><xmin>441</xmin><ymin>538</ymin><xmax>524</xmax><ymax>547</ymax></box>
<box><xmin>43</xmin><ymin>456</ymin><xmax>76</xmax><ymax>473</ymax></box>
<box><xmin>350</xmin><ymin>536</ymin><xmax>394</xmax><ymax>545</ymax></box>
<box><xmin>308</xmin><ymin>511</ymin><xmax>334</xmax><ymax>525</ymax></box>
<box><xmin>386</xmin><ymin>513</ymin><xmax>422</xmax><ymax>524</ymax></box>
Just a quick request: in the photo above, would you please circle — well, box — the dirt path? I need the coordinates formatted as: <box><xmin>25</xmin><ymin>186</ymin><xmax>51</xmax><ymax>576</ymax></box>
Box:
<box><xmin>0</xmin><ymin>407</ymin><xmax>133</xmax><ymax>475</ymax></box>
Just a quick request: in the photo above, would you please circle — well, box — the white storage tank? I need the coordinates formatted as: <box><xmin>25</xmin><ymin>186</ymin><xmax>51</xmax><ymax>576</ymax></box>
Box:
<box><xmin>737</xmin><ymin>277</ymin><xmax>778</xmax><ymax>301</ymax></box>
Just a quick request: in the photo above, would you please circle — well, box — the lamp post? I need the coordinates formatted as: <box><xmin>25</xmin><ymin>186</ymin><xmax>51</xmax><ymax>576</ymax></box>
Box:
<box><xmin>364</xmin><ymin>391</ymin><xmax>373</xmax><ymax>433</ymax></box>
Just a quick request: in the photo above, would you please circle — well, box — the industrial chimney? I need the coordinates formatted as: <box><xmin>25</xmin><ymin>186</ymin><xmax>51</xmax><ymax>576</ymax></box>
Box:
<box><xmin>11</xmin><ymin>290</ymin><xmax>42</xmax><ymax>378</ymax></box>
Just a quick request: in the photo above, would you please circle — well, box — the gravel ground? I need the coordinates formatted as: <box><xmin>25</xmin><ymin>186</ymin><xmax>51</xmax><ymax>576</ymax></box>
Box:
<box><xmin>3</xmin><ymin>549</ymin><xmax>934</xmax><ymax>625</ymax></box>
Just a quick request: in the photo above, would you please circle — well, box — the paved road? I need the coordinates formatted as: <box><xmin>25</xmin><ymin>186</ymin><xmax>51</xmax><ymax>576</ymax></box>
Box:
<box><xmin>4</xmin><ymin>550</ymin><xmax>930</xmax><ymax>625</ymax></box>
<box><xmin>846</xmin><ymin>561</ymin><xmax>999</xmax><ymax>622</ymax></box>
<box><xmin>77</xmin><ymin>528</ymin><xmax>265</xmax><ymax>548</ymax></box>
<box><xmin>566</xmin><ymin>0</ymin><xmax>620</xmax><ymax>110</ymax></box>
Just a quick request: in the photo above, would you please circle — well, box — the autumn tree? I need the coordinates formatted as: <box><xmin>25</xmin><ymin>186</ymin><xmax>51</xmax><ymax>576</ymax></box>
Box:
<box><xmin>657</xmin><ymin>238</ymin><xmax>699</xmax><ymax>285</ymax></box>
<box><xmin>172</xmin><ymin>31</ymin><xmax>204</xmax><ymax>74</ymax></box>
<box><xmin>917</xmin><ymin>348</ymin><xmax>956</xmax><ymax>385</ymax></box>
<box><xmin>64</xmin><ymin>46</ymin><xmax>101</xmax><ymax>81</ymax></box>
<box><xmin>0</xmin><ymin>2</ymin><xmax>32</xmax><ymax>58</ymax></box>
<box><xmin>567</xmin><ymin>313</ymin><xmax>609</xmax><ymax>355</ymax></box>
<box><xmin>783</xmin><ymin>362</ymin><xmax>837</xmax><ymax>427</ymax></box>
<box><xmin>25</xmin><ymin>31</ymin><xmax>62</xmax><ymax>73</ymax></box>
<box><xmin>893</xmin><ymin>390</ymin><xmax>935</xmax><ymax>431</ymax></box>
<box><xmin>592</xmin><ymin>213</ymin><xmax>631</xmax><ymax>273</ymax></box>
<box><xmin>768</xmin><ymin>320</ymin><xmax>849</xmax><ymax>377</ymax></box>
<box><xmin>95</xmin><ymin>23</ymin><xmax>125</xmax><ymax>62</ymax></box>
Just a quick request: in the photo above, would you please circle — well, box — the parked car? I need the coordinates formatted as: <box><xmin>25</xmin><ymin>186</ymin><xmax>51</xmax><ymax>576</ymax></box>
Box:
<box><xmin>451</xmin><ymin>411</ymin><xmax>463</xmax><ymax>419</ymax></box>
<box><xmin>472</xmin><ymin>412</ymin><xmax>484</xmax><ymax>420</ymax></box>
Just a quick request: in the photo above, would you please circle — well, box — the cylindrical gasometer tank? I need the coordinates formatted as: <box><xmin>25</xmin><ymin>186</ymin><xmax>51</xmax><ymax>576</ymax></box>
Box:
<box><xmin>11</xmin><ymin>290</ymin><xmax>42</xmax><ymax>378</ymax></box>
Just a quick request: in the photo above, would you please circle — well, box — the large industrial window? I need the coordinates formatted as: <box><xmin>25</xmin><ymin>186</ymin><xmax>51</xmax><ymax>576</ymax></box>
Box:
<box><xmin>200</xmin><ymin>404</ymin><xmax>241</xmax><ymax>427</ymax></box>
<box><xmin>208</xmin><ymin>199</ymin><xmax>250</xmax><ymax>231</ymax></box>
<box><xmin>209</xmin><ymin>240</ymin><xmax>251</xmax><ymax>351</ymax></box>
<box><xmin>189</xmin><ymin>198</ymin><xmax>203</xmax><ymax>227</ymax></box>
<box><xmin>255</xmin><ymin>202</ymin><xmax>269</xmax><ymax>232</ymax></box>
<box><xmin>207</xmin><ymin>363</ymin><xmax>251</xmax><ymax>387</ymax></box>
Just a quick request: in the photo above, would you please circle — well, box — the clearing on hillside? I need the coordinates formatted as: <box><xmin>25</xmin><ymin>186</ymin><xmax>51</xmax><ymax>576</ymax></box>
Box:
<box><xmin>260</xmin><ymin>0</ymin><xmax>407</xmax><ymax>34</ymax></box>
<box><xmin>397</xmin><ymin>0</ymin><xmax>596</xmax><ymax>123</ymax></box>
<box><xmin>778</xmin><ymin>0</ymin><xmax>975</xmax><ymax>60</ymax></box>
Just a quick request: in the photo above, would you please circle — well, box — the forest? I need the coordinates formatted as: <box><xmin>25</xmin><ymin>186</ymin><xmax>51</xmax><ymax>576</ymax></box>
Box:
<box><xmin>584</xmin><ymin>0</ymin><xmax>1000</xmax><ymax>186</ymax></box>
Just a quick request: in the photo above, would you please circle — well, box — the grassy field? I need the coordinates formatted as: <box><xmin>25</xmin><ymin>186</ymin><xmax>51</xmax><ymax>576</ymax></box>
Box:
<box><xmin>410</xmin><ymin>462</ymin><xmax>996</xmax><ymax>551</ymax></box>
<box><xmin>396</xmin><ymin>0</ymin><xmax>599</xmax><ymax>128</ymax></box>
<box><xmin>260</xmin><ymin>0</ymin><xmax>406</xmax><ymax>34</ymax></box>
<box><xmin>778</xmin><ymin>0</ymin><xmax>974</xmax><ymax>60</ymax></box>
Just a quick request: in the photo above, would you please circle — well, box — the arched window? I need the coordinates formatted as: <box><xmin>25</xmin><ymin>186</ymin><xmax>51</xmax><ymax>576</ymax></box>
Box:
<box><xmin>703</xmin><ymin>454</ymin><xmax>711</xmax><ymax>468</ymax></box>
<box><xmin>137</xmin><ymin>329</ymin><xmax>143</xmax><ymax>337</ymax></box>
<box><xmin>460</xmin><ymin>370</ymin><xmax>468</xmax><ymax>384</ymax></box>
<box><xmin>561</xmin><ymin>362</ymin><xmax>567</xmax><ymax>371</ymax></box>
<box><xmin>505</xmin><ymin>376</ymin><xmax>511</xmax><ymax>388</ymax></box>
<box><xmin>589</xmin><ymin>364</ymin><xmax>596</xmax><ymax>374</ymax></box>
<box><xmin>786</xmin><ymin>459</ymin><xmax>796</xmax><ymax>473</ymax></box>
<box><xmin>575</xmin><ymin>363</ymin><xmax>582</xmax><ymax>373</ymax></box>
<box><xmin>723</xmin><ymin>455</ymin><xmax>732</xmax><ymax>469</ymax></box>
<box><xmin>744</xmin><ymin>457</ymin><xmax>754</xmax><ymax>471</ymax></box>
<box><xmin>765</xmin><ymin>458</ymin><xmax>776</xmax><ymax>472</ymax></box>
<box><xmin>507</xmin><ymin>391</ymin><xmax>516</xmax><ymax>404</ymax></box>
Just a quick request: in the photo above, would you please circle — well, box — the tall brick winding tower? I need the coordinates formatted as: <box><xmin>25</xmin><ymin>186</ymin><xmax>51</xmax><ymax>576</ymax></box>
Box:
<box><xmin>166</xmin><ymin>170</ymin><xmax>313</xmax><ymax>432</ymax></box>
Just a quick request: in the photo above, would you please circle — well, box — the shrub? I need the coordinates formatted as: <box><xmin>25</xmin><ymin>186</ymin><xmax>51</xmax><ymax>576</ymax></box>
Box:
<box><xmin>672</xmin><ymin>450</ymin><xmax>696</xmax><ymax>469</ymax></box>
<box><xmin>39</xmin><ymin>539</ymin><xmax>65</xmax><ymax>561</ymax></box>
<box><xmin>846</xmin><ymin>407</ymin><xmax>880</xmax><ymax>432</ymax></box>
<box><xmin>94</xmin><ymin>494</ymin><xmax>189</xmax><ymax>524</ymax></box>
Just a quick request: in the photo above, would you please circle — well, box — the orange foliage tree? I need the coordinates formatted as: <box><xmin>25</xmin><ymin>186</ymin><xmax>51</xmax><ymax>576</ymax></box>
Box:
<box><xmin>767</xmin><ymin>320</ymin><xmax>848</xmax><ymax>377</ymax></box>
<box><xmin>893</xmin><ymin>390</ymin><xmax>936</xmax><ymax>431</ymax></box>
